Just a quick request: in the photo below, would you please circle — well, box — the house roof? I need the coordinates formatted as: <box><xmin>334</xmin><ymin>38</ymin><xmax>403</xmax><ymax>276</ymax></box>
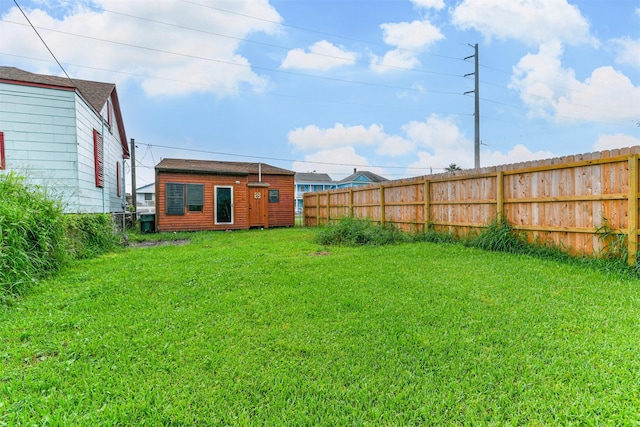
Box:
<box><xmin>155</xmin><ymin>158</ymin><xmax>295</xmax><ymax>176</ymax></box>
<box><xmin>294</xmin><ymin>172</ymin><xmax>334</xmax><ymax>182</ymax></box>
<box><xmin>136</xmin><ymin>183</ymin><xmax>156</xmax><ymax>193</ymax></box>
<box><xmin>0</xmin><ymin>66</ymin><xmax>129</xmax><ymax>158</ymax></box>
<box><xmin>338</xmin><ymin>170</ymin><xmax>388</xmax><ymax>184</ymax></box>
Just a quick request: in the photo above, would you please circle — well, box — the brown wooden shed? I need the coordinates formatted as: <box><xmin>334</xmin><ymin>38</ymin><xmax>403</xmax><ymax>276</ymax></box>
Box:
<box><xmin>154</xmin><ymin>158</ymin><xmax>295</xmax><ymax>232</ymax></box>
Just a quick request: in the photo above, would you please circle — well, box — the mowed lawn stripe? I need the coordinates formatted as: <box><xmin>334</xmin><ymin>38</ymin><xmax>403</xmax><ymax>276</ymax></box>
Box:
<box><xmin>1</xmin><ymin>228</ymin><xmax>639</xmax><ymax>425</ymax></box>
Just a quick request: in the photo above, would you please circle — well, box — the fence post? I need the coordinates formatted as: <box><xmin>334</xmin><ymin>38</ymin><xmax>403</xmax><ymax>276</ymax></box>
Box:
<box><xmin>326</xmin><ymin>191</ymin><xmax>331</xmax><ymax>224</ymax></box>
<box><xmin>349</xmin><ymin>188</ymin><xmax>354</xmax><ymax>218</ymax></box>
<box><xmin>316</xmin><ymin>193</ymin><xmax>320</xmax><ymax>227</ymax></box>
<box><xmin>496</xmin><ymin>171</ymin><xmax>504</xmax><ymax>219</ymax></box>
<box><xmin>424</xmin><ymin>179</ymin><xmax>430</xmax><ymax>231</ymax></box>
<box><xmin>628</xmin><ymin>154</ymin><xmax>638</xmax><ymax>265</ymax></box>
<box><xmin>380</xmin><ymin>184</ymin><xmax>386</xmax><ymax>225</ymax></box>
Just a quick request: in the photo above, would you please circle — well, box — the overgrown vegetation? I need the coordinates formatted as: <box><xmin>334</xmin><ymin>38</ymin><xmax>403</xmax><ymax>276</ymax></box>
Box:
<box><xmin>0</xmin><ymin>173</ymin><xmax>118</xmax><ymax>299</ymax></box>
<box><xmin>315</xmin><ymin>216</ymin><xmax>410</xmax><ymax>246</ymax></box>
<box><xmin>316</xmin><ymin>216</ymin><xmax>640</xmax><ymax>279</ymax></box>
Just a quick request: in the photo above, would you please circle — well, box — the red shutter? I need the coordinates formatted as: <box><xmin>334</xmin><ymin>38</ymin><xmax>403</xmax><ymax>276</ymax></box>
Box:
<box><xmin>93</xmin><ymin>129</ymin><xmax>104</xmax><ymax>187</ymax></box>
<box><xmin>0</xmin><ymin>132</ymin><xmax>4</xmax><ymax>170</ymax></box>
<box><xmin>116</xmin><ymin>161</ymin><xmax>122</xmax><ymax>197</ymax></box>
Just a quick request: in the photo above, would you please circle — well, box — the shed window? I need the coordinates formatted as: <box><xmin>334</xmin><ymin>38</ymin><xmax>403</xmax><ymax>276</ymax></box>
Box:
<box><xmin>269</xmin><ymin>189</ymin><xmax>279</xmax><ymax>203</ymax></box>
<box><xmin>93</xmin><ymin>129</ymin><xmax>104</xmax><ymax>188</ymax></box>
<box><xmin>166</xmin><ymin>183</ymin><xmax>204</xmax><ymax>215</ymax></box>
<box><xmin>0</xmin><ymin>132</ymin><xmax>5</xmax><ymax>170</ymax></box>
<box><xmin>187</xmin><ymin>184</ymin><xmax>204</xmax><ymax>212</ymax></box>
<box><xmin>166</xmin><ymin>183</ymin><xmax>185</xmax><ymax>215</ymax></box>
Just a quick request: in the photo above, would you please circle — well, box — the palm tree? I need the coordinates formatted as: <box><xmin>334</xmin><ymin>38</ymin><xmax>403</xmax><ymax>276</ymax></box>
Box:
<box><xmin>446</xmin><ymin>163</ymin><xmax>462</xmax><ymax>171</ymax></box>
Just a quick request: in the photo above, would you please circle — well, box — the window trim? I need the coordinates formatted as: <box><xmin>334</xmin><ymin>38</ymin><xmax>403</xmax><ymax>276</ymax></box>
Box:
<box><xmin>268</xmin><ymin>189</ymin><xmax>280</xmax><ymax>203</ymax></box>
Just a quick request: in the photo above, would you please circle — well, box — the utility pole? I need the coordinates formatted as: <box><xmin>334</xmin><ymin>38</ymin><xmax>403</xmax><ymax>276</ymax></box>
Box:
<box><xmin>464</xmin><ymin>43</ymin><xmax>480</xmax><ymax>169</ymax></box>
<box><xmin>130</xmin><ymin>138</ymin><xmax>136</xmax><ymax>217</ymax></box>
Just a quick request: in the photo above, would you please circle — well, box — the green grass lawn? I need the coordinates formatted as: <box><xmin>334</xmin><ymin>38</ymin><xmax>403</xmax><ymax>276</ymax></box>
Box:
<box><xmin>1</xmin><ymin>228</ymin><xmax>639</xmax><ymax>425</ymax></box>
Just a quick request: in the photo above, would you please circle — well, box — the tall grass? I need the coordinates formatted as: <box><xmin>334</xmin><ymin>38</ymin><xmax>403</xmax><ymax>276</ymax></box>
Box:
<box><xmin>317</xmin><ymin>216</ymin><xmax>640</xmax><ymax>279</ymax></box>
<box><xmin>0</xmin><ymin>173</ymin><xmax>118</xmax><ymax>300</ymax></box>
<box><xmin>0</xmin><ymin>174</ymin><xmax>66</xmax><ymax>297</ymax></box>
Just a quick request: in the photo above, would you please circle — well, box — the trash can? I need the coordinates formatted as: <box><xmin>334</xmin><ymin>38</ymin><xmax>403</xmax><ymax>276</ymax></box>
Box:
<box><xmin>139</xmin><ymin>214</ymin><xmax>155</xmax><ymax>233</ymax></box>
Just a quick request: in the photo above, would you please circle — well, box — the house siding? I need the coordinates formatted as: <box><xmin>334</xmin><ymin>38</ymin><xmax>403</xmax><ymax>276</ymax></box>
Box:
<box><xmin>0</xmin><ymin>82</ymin><xmax>126</xmax><ymax>213</ymax></box>
<box><xmin>0</xmin><ymin>83</ymin><xmax>80</xmax><ymax>209</ymax></box>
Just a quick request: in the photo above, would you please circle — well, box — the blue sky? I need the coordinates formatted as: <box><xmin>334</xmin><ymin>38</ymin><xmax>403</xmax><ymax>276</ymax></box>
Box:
<box><xmin>1</xmin><ymin>0</ymin><xmax>639</xmax><ymax>189</ymax></box>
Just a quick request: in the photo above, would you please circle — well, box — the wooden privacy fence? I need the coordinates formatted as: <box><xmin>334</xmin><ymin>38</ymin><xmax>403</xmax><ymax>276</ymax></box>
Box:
<box><xmin>303</xmin><ymin>147</ymin><xmax>640</xmax><ymax>264</ymax></box>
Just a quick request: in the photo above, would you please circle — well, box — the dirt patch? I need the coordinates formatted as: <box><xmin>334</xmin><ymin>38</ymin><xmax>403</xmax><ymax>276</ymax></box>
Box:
<box><xmin>309</xmin><ymin>251</ymin><xmax>331</xmax><ymax>256</ymax></box>
<box><xmin>130</xmin><ymin>239</ymin><xmax>191</xmax><ymax>248</ymax></box>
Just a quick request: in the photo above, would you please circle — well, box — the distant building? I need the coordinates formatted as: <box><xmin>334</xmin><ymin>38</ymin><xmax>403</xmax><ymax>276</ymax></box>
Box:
<box><xmin>335</xmin><ymin>169</ymin><xmax>388</xmax><ymax>188</ymax></box>
<box><xmin>294</xmin><ymin>172</ymin><xmax>336</xmax><ymax>214</ymax></box>
<box><xmin>136</xmin><ymin>182</ymin><xmax>155</xmax><ymax>214</ymax></box>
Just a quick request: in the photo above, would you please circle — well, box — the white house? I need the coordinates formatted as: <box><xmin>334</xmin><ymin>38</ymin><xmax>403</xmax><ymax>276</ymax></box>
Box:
<box><xmin>0</xmin><ymin>66</ymin><xmax>129</xmax><ymax>213</ymax></box>
<box><xmin>136</xmin><ymin>182</ymin><xmax>155</xmax><ymax>214</ymax></box>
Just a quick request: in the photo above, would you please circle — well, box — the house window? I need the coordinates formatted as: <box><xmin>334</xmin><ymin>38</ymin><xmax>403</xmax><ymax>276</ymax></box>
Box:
<box><xmin>93</xmin><ymin>129</ymin><xmax>104</xmax><ymax>188</ymax></box>
<box><xmin>269</xmin><ymin>189</ymin><xmax>279</xmax><ymax>203</ymax></box>
<box><xmin>187</xmin><ymin>184</ymin><xmax>204</xmax><ymax>212</ymax></box>
<box><xmin>0</xmin><ymin>132</ymin><xmax>5</xmax><ymax>170</ymax></box>
<box><xmin>166</xmin><ymin>183</ymin><xmax>204</xmax><ymax>215</ymax></box>
<box><xmin>144</xmin><ymin>193</ymin><xmax>153</xmax><ymax>201</ymax></box>
<box><xmin>116</xmin><ymin>161</ymin><xmax>122</xmax><ymax>197</ymax></box>
<box><xmin>215</xmin><ymin>186</ymin><xmax>233</xmax><ymax>224</ymax></box>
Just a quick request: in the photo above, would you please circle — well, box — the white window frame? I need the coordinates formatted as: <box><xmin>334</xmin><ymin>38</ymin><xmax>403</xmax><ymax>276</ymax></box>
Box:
<box><xmin>214</xmin><ymin>185</ymin><xmax>234</xmax><ymax>225</ymax></box>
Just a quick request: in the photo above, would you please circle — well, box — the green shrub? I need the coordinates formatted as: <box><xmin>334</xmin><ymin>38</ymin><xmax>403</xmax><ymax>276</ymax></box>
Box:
<box><xmin>0</xmin><ymin>173</ymin><xmax>67</xmax><ymax>297</ymax></box>
<box><xmin>65</xmin><ymin>214</ymin><xmax>118</xmax><ymax>259</ymax></box>
<box><xmin>315</xmin><ymin>217</ymin><xmax>409</xmax><ymax>246</ymax></box>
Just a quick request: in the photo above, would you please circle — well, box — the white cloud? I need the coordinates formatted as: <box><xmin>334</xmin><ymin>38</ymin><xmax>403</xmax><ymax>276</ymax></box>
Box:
<box><xmin>593</xmin><ymin>134</ymin><xmax>640</xmax><ymax>151</ymax></box>
<box><xmin>371</xmin><ymin>19</ymin><xmax>444</xmax><ymax>73</ymax></box>
<box><xmin>0</xmin><ymin>0</ymin><xmax>281</xmax><ymax>97</ymax></box>
<box><xmin>291</xmin><ymin>146</ymin><xmax>384</xmax><ymax>179</ymax></box>
<box><xmin>280</xmin><ymin>41</ymin><xmax>357</xmax><ymax>71</ymax></box>
<box><xmin>482</xmin><ymin>144</ymin><xmax>556</xmax><ymax>167</ymax></box>
<box><xmin>411</xmin><ymin>0</ymin><xmax>445</xmax><ymax>10</ymax></box>
<box><xmin>451</xmin><ymin>0</ymin><xmax>597</xmax><ymax>47</ymax></box>
<box><xmin>510</xmin><ymin>42</ymin><xmax>640</xmax><ymax>123</ymax></box>
<box><xmin>380</xmin><ymin>20</ymin><xmax>444</xmax><ymax>50</ymax></box>
<box><xmin>612</xmin><ymin>37</ymin><xmax>640</xmax><ymax>70</ymax></box>
<box><xmin>288</xmin><ymin>123</ymin><xmax>387</xmax><ymax>151</ymax></box>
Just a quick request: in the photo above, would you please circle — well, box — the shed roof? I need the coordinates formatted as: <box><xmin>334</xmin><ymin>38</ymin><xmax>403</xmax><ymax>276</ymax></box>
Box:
<box><xmin>155</xmin><ymin>158</ymin><xmax>295</xmax><ymax>176</ymax></box>
<box><xmin>0</xmin><ymin>66</ymin><xmax>129</xmax><ymax>158</ymax></box>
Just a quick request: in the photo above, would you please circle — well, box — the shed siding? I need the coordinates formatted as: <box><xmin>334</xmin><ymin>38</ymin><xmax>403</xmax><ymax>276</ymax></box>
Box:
<box><xmin>248</xmin><ymin>173</ymin><xmax>295</xmax><ymax>227</ymax></box>
<box><xmin>156</xmin><ymin>171</ymin><xmax>294</xmax><ymax>232</ymax></box>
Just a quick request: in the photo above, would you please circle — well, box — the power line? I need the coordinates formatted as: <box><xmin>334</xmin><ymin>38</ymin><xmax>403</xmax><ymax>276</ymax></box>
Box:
<box><xmin>11</xmin><ymin>0</ymin><xmax>74</xmax><ymax>86</ymax></box>
<box><xmin>135</xmin><ymin>142</ymin><xmax>440</xmax><ymax>172</ymax></box>
<box><xmin>1</xmin><ymin>19</ymin><xmax>465</xmax><ymax>98</ymax></box>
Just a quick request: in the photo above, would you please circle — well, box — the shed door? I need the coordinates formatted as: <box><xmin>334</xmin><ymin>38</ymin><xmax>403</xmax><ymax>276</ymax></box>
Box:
<box><xmin>215</xmin><ymin>186</ymin><xmax>233</xmax><ymax>224</ymax></box>
<box><xmin>248</xmin><ymin>187</ymin><xmax>268</xmax><ymax>228</ymax></box>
